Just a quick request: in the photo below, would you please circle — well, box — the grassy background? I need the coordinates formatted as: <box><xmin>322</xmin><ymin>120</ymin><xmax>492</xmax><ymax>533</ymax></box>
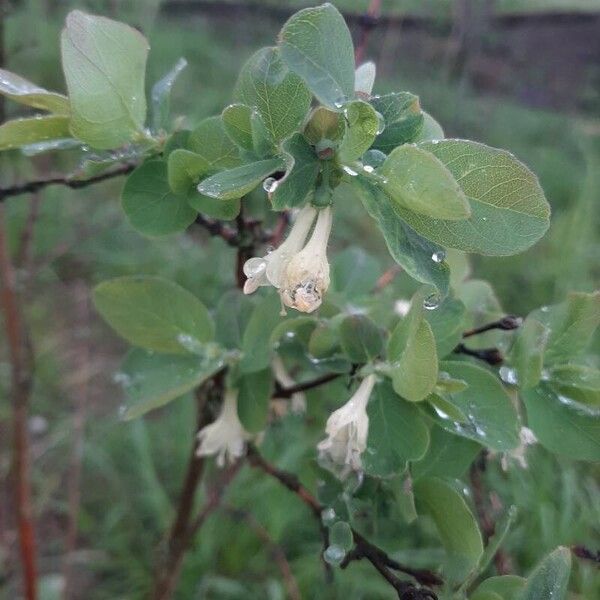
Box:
<box><xmin>0</xmin><ymin>0</ymin><xmax>599</xmax><ymax>598</ymax></box>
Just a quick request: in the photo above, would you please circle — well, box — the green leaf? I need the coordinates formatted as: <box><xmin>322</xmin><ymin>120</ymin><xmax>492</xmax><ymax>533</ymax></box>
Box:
<box><xmin>427</xmin><ymin>361</ymin><xmax>520</xmax><ymax>451</ymax></box>
<box><xmin>303</xmin><ymin>106</ymin><xmax>345</xmax><ymax>145</ymax></box>
<box><xmin>250</xmin><ymin>110</ymin><xmax>276</xmax><ymax>158</ymax></box>
<box><xmin>530</xmin><ymin>292</ymin><xmax>600</xmax><ymax>366</ymax></box>
<box><xmin>380</xmin><ymin>145</ymin><xmax>471</xmax><ymax>220</ymax></box>
<box><xmin>197</xmin><ymin>157</ymin><xmax>284</xmax><ymax>200</ymax></box>
<box><xmin>187</xmin><ymin>116</ymin><xmax>241</xmax><ymax>169</ymax></box>
<box><xmin>411</xmin><ymin>424</ymin><xmax>480</xmax><ymax>481</ymax></box>
<box><xmin>353</xmin><ymin>178</ymin><xmax>450</xmax><ymax>297</ymax></box>
<box><xmin>370</xmin><ymin>92</ymin><xmax>424</xmax><ymax>151</ymax></box>
<box><xmin>518</xmin><ymin>547</ymin><xmax>571</xmax><ymax>600</ymax></box>
<box><xmin>522</xmin><ymin>384</ymin><xmax>600</xmax><ymax>461</ymax></box>
<box><xmin>215</xmin><ymin>290</ymin><xmax>254</xmax><ymax>349</ymax></box>
<box><xmin>117</xmin><ymin>347</ymin><xmax>224</xmax><ymax>420</ymax></box>
<box><xmin>388</xmin><ymin>292</ymin><xmax>438</xmax><ymax>402</ymax></box>
<box><xmin>329</xmin><ymin>521</ymin><xmax>353</xmax><ymax>551</ymax></box>
<box><xmin>271</xmin><ymin>133</ymin><xmax>320</xmax><ymax>210</ymax></box>
<box><xmin>364</xmin><ymin>381</ymin><xmax>430</xmax><ymax>477</ymax></box>
<box><xmin>0</xmin><ymin>68</ymin><xmax>70</xmax><ymax>114</ymax></box>
<box><xmin>472</xmin><ymin>576</ymin><xmax>526</xmax><ymax>600</ymax></box>
<box><xmin>93</xmin><ymin>276</ymin><xmax>214</xmax><ymax>353</ymax></box>
<box><xmin>510</xmin><ymin>317</ymin><xmax>548</xmax><ymax>389</ymax></box>
<box><xmin>222</xmin><ymin>103</ymin><xmax>253</xmax><ymax>150</ymax></box>
<box><xmin>414</xmin><ymin>111</ymin><xmax>444</xmax><ymax>143</ymax></box>
<box><xmin>240</xmin><ymin>293</ymin><xmax>283</xmax><ymax>373</ymax></box>
<box><xmin>188</xmin><ymin>190</ymin><xmax>240</xmax><ymax>221</ymax></box>
<box><xmin>278</xmin><ymin>3</ymin><xmax>355</xmax><ymax>108</ymax></box>
<box><xmin>425</xmin><ymin>296</ymin><xmax>467</xmax><ymax>358</ymax></box>
<box><xmin>415</xmin><ymin>477</ymin><xmax>483</xmax><ymax>582</ymax></box>
<box><xmin>337</xmin><ymin>100</ymin><xmax>379</xmax><ymax>163</ymax></box>
<box><xmin>122</xmin><ymin>160</ymin><xmax>197</xmax><ymax>236</ymax></box>
<box><xmin>331</xmin><ymin>247</ymin><xmax>380</xmax><ymax>299</ymax></box>
<box><xmin>308</xmin><ymin>323</ymin><xmax>340</xmax><ymax>359</ymax></box>
<box><xmin>237</xmin><ymin>369</ymin><xmax>273</xmax><ymax>433</ymax></box>
<box><xmin>549</xmin><ymin>364</ymin><xmax>600</xmax><ymax>407</ymax></box>
<box><xmin>61</xmin><ymin>11</ymin><xmax>149</xmax><ymax>149</ymax></box>
<box><xmin>235</xmin><ymin>46</ymin><xmax>311</xmax><ymax>143</ymax></box>
<box><xmin>393</xmin><ymin>140</ymin><xmax>550</xmax><ymax>256</ymax></box>
<box><xmin>151</xmin><ymin>57</ymin><xmax>187</xmax><ymax>132</ymax></box>
<box><xmin>167</xmin><ymin>149</ymin><xmax>211</xmax><ymax>195</ymax></box>
<box><xmin>0</xmin><ymin>116</ymin><xmax>71</xmax><ymax>150</ymax></box>
<box><xmin>339</xmin><ymin>314</ymin><xmax>383</xmax><ymax>363</ymax></box>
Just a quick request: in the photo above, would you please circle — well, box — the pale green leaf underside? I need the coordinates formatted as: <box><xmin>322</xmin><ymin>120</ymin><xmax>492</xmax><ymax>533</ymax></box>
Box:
<box><xmin>0</xmin><ymin>68</ymin><xmax>70</xmax><ymax>114</ymax></box>
<box><xmin>0</xmin><ymin>116</ymin><xmax>71</xmax><ymax>150</ymax></box>
<box><xmin>278</xmin><ymin>3</ymin><xmax>355</xmax><ymax>108</ymax></box>
<box><xmin>61</xmin><ymin>10</ymin><xmax>149</xmax><ymax>149</ymax></box>
<box><xmin>518</xmin><ymin>547</ymin><xmax>571</xmax><ymax>600</ymax></box>
<box><xmin>392</xmin><ymin>140</ymin><xmax>550</xmax><ymax>256</ymax></box>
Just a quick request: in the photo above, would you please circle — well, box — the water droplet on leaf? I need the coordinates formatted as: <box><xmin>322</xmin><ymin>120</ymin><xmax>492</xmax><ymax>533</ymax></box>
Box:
<box><xmin>431</xmin><ymin>250</ymin><xmax>446</xmax><ymax>263</ymax></box>
<box><xmin>262</xmin><ymin>177</ymin><xmax>278</xmax><ymax>193</ymax></box>
<box><xmin>423</xmin><ymin>292</ymin><xmax>441</xmax><ymax>310</ymax></box>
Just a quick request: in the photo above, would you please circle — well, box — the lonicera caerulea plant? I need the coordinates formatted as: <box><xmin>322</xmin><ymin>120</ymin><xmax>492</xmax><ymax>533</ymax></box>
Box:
<box><xmin>1</xmin><ymin>4</ymin><xmax>598</xmax><ymax>599</ymax></box>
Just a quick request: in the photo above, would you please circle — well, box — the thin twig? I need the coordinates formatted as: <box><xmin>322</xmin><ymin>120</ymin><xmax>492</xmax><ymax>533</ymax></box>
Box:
<box><xmin>246</xmin><ymin>446</ymin><xmax>441</xmax><ymax>598</ymax></box>
<box><xmin>354</xmin><ymin>0</ymin><xmax>381</xmax><ymax>64</ymax></box>
<box><xmin>462</xmin><ymin>315</ymin><xmax>522</xmax><ymax>338</ymax></box>
<box><xmin>0</xmin><ymin>164</ymin><xmax>136</xmax><ymax>203</ymax></box>
<box><xmin>571</xmin><ymin>545</ymin><xmax>600</xmax><ymax>566</ymax></box>
<box><xmin>273</xmin><ymin>372</ymin><xmax>342</xmax><ymax>399</ymax></box>
<box><xmin>454</xmin><ymin>343</ymin><xmax>504</xmax><ymax>366</ymax></box>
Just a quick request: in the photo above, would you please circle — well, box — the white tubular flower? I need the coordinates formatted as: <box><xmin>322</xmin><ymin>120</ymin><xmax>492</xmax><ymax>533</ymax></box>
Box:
<box><xmin>281</xmin><ymin>206</ymin><xmax>333</xmax><ymax>313</ymax></box>
<box><xmin>355</xmin><ymin>61</ymin><xmax>376</xmax><ymax>97</ymax></box>
<box><xmin>243</xmin><ymin>205</ymin><xmax>317</xmax><ymax>295</ymax></box>
<box><xmin>317</xmin><ymin>374</ymin><xmax>376</xmax><ymax>478</ymax></box>
<box><xmin>272</xmin><ymin>355</ymin><xmax>306</xmax><ymax>414</ymax></box>
<box><xmin>501</xmin><ymin>426</ymin><xmax>538</xmax><ymax>470</ymax></box>
<box><xmin>196</xmin><ymin>389</ymin><xmax>251</xmax><ymax>467</ymax></box>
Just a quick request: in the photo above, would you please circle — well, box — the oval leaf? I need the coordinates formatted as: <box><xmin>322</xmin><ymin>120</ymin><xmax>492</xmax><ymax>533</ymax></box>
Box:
<box><xmin>0</xmin><ymin>68</ymin><xmax>70</xmax><ymax>114</ymax></box>
<box><xmin>0</xmin><ymin>116</ymin><xmax>71</xmax><ymax>150</ymax></box>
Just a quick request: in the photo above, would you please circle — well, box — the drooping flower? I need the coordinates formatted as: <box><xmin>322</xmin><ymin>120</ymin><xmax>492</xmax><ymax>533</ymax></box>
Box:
<box><xmin>317</xmin><ymin>374</ymin><xmax>377</xmax><ymax>478</ymax></box>
<box><xmin>243</xmin><ymin>205</ymin><xmax>317</xmax><ymax>295</ymax></box>
<box><xmin>271</xmin><ymin>355</ymin><xmax>306</xmax><ymax>414</ymax></box>
<box><xmin>281</xmin><ymin>206</ymin><xmax>333</xmax><ymax>313</ymax></box>
<box><xmin>196</xmin><ymin>389</ymin><xmax>251</xmax><ymax>467</ymax></box>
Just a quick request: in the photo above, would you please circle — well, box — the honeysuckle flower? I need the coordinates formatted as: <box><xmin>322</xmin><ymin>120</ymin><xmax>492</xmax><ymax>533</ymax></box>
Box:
<box><xmin>196</xmin><ymin>389</ymin><xmax>251</xmax><ymax>467</ymax></box>
<box><xmin>281</xmin><ymin>206</ymin><xmax>333</xmax><ymax>314</ymax></box>
<box><xmin>271</xmin><ymin>355</ymin><xmax>306</xmax><ymax>414</ymax></box>
<box><xmin>501</xmin><ymin>426</ymin><xmax>538</xmax><ymax>470</ymax></box>
<box><xmin>355</xmin><ymin>61</ymin><xmax>376</xmax><ymax>98</ymax></box>
<box><xmin>243</xmin><ymin>205</ymin><xmax>317</xmax><ymax>295</ymax></box>
<box><xmin>317</xmin><ymin>374</ymin><xmax>377</xmax><ymax>478</ymax></box>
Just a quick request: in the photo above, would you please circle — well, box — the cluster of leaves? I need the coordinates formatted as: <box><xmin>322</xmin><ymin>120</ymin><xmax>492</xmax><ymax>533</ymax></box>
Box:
<box><xmin>1</xmin><ymin>3</ymin><xmax>598</xmax><ymax>599</ymax></box>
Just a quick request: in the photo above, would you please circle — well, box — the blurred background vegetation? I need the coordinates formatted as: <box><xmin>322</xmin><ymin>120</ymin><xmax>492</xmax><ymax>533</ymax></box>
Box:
<box><xmin>0</xmin><ymin>0</ymin><xmax>599</xmax><ymax>598</ymax></box>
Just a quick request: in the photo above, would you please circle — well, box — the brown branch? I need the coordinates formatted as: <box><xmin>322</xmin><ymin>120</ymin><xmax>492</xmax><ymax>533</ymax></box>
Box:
<box><xmin>224</xmin><ymin>505</ymin><xmax>302</xmax><ymax>600</ymax></box>
<box><xmin>375</xmin><ymin>265</ymin><xmax>402</xmax><ymax>291</ymax></box>
<box><xmin>571</xmin><ymin>545</ymin><xmax>600</xmax><ymax>566</ymax></box>
<box><xmin>0</xmin><ymin>163</ymin><xmax>136</xmax><ymax>203</ymax></box>
<box><xmin>462</xmin><ymin>315</ymin><xmax>522</xmax><ymax>338</ymax></box>
<box><xmin>354</xmin><ymin>0</ymin><xmax>381</xmax><ymax>64</ymax></box>
<box><xmin>454</xmin><ymin>343</ymin><xmax>504</xmax><ymax>366</ymax></box>
<box><xmin>0</xmin><ymin>205</ymin><xmax>37</xmax><ymax>600</ymax></box>
<box><xmin>246</xmin><ymin>446</ymin><xmax>441</xmax><ymax>598</ymax></box>
<box><xmin>273</xmin><ymin>372</ymin><xmax>342</xmax><ymax>399</ymax></box>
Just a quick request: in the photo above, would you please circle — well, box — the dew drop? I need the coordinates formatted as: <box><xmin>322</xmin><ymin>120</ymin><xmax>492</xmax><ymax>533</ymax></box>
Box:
<box><xmin>375</xmin><ymin>111</ymin><xmax>385</xmax><ymax>134</ymax></box>
<box><xmin>324</xmin><ymin>544</ymin><xmax>346</xmax><ymax>565</ymax></box>
<box><xmin>176</xmin><ymin>333</ymin><xmax>204</xmax><ymax>354</ymax></box>
<box><xmin>262</xmin><ymin>176</ymin><xmax>278</xmax><ymax>193</ymax></box>
<box><xmin>243</xmin><ymin>257</ymin><xmax>267</xmax><ymax>278</ymax></box>
<box><xmin>431</xmin><ymin>250</ymin><xmax>446</xmax><ymax>263</ymax></box>
<box><xmin>363</xmin><ymin>165</ymin><xmax>374</xmax><ymax>173</ymax></box>
<box><xmin>118</xmin><ymin>405</ymin><xmax>128</xmax><ymax>420</ymax></box>
<box><xmin>342</xmin><ymin>165</ymin><xmax>358</xmax><ymax>177</ymax></box>
<box><xmin>423</xmin><ymin>292</ymin><xmax>441</xmax><ymax>310</ymax></box>
<box><xmin>499</xmin><ymin>366</ymin><xmax>518</xmax><ymax>385</ymax></box>
<box><xmin>321</xmin><ymin>507</ymin><xmax>336</xmax><ymax>525</ymax></box>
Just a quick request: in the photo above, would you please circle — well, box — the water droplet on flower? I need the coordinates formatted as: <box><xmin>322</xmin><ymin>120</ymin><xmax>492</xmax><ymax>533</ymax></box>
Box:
<box><xmin>243</xmin><ymin>257</ymin><xmax>267</xmax><ymax>277</ymax></box>
<box><xmin>321</xmin><ymin>507</ymin><xmax>336</xmax><ymax>525</ymax></box>
<box><xmin>423</xmin><ymin>292</ymin><xmax>441</xmax><ymax>310</ymax></box>
<box><xmin>324</xmin><ymin>544</ymin><xmax>346</xmax><ymax>565</ymax></box>
<box><xmin>375</xmin><ymin>110</ymin><xmax>385</xmax><ymax>134</ymax></box>
<box><xmin>431</xmin><ymin>250</ymin><xmax>446</xmax><ymax>263</ymax></box>
<box><xmin>262</xmin><ymin>177</ymin><xmax>278</xmax><ymax>193</ymax></box>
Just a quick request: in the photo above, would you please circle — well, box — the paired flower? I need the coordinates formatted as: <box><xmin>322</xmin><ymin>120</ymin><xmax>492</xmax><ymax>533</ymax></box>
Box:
<box><xmin>317</xmin><ymin>374</ymin><xmax>377</xmax><ymax>478</ymax></box>
<box><xmin>243</xmin><ymin>205</ymin><xmax>333</xmax><ymax>314</ymax></box>
<box><xmin>196</xmin><ymin>389</ymin><xmax>252</xmax><ymax>467</ymax></box>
